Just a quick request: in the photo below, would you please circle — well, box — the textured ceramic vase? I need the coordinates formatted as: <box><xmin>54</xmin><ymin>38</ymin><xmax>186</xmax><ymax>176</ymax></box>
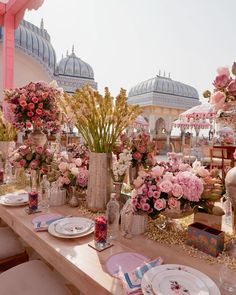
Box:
<box><xmin>86</xmin><ymin>152</ymin><xmax>112</xmax><ymax>212</ymax></box>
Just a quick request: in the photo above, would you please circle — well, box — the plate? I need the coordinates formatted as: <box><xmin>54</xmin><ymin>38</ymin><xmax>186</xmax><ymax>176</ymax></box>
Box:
<box><xmin>105</xmin><ymin>252</ymin><xmax>149</xmax><ymax>277</ymax></box>
<box><xmin>152</xmin><ymin>269</ymin><xmax>209</xmax><ymax>295</ymax></box>
<box><xmin>0</xmin><ymin>192</ymin><xmax>28</xmax><ymax>206</ymax></box>
<box><xmin>141</xmin><ymin>264</ymin><xmax>220</xmax><ymax>295</ymax></box>
<box><xmin>54</xmin><ymin>217</ymin><xmax>93</xmax><ymax>236</ymax></box>
<box><xmin>48</xmin><ymin>217</ymin><xmax>94</xmax><ymax>239</ymax></box>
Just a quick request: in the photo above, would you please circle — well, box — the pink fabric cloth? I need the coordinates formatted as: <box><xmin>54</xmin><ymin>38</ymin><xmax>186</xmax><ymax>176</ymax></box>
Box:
<box><xmin>0</xmin><ymin>227</ymin><xmax>25</xmax><ymax>259</ymax></box>
<box><xmin>0</xmin><ymin>260</ymin><xmax>72</xmax><ymax>295</ymax></box>
<box><xmin>118</xmin><ymin>257</ymin><xmax>163</xmax><ymax>294</ymax></box>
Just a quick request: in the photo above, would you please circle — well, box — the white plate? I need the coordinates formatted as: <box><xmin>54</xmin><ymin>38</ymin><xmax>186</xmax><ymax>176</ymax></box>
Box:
<box><xmin>152</xmin><ymin>269</ymin><xmax>209</xmax><ymax>295</ymax></box>
<box><xmin>54</xmin><ymin>217</ymin><xmax>93</xmax><ymax>236</ymax></box>
<box><xmin>0</xmin><ymin>192</ymin><xmax>28</xmax><ymax>206</ymax></box>
<box><xmin>141</xmin><ymin>264</ymin><xmax>220</xmax><ymax>295</ymax></box>
<box><xmin>48</xmin><ymin>217</ymin><xmax>94</xmax><ymax>239</ymax></box>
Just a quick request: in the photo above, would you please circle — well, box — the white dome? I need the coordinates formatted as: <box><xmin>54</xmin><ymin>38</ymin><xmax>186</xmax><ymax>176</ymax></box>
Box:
<box><xmin>129</xmin><ymin>76</ymin><xmax>199</xmax><ymax>99</ymax></box>
<box><xmin>57</xmin><ymin>52</ymin><xmax>94</xmax><ymax>79</ymax></box>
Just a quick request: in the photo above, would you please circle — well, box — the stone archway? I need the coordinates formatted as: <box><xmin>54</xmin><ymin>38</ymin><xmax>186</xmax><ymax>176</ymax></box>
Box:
<box><xmin>155</xmin><ymin>117</ymin><xmax>166</xmax><ymax>137</ymax></box>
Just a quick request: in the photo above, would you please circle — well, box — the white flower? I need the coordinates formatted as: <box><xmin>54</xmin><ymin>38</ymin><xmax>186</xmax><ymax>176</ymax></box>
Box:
<box><xmin>70</xmin><ymin>167</ymin><xmax>79</xmax><ymax>176</ymax></box>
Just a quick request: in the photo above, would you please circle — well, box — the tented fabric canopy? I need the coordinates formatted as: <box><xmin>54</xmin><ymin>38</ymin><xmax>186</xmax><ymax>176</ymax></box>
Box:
<box><xmin>131</xmin><ymin>115</ymin><xmax>149</xmax><ymax>129</ymax></box>
<box><xmin>179</xmin><ymin>103</ymin><xmax>215</xmax><ymax>120</ymax></box>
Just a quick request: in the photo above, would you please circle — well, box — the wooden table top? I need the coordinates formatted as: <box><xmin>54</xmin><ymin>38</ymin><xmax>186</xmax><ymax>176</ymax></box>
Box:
<box><xmin>0</xmin><ymin>203</ymin><xmax>229</xmax><ymax>295</ymax></box>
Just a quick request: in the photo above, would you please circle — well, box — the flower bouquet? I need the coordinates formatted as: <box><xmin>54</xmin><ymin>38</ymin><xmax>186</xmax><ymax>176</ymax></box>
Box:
<box><xmin>57</xmin><ymin>85</ymin><xmax>141</xmax><ymax>211</ymax></box>
<box><xmin>10</xmin><ymin>141</ymin><xmax>54</xmax><ymax>174</ymax></box>
<box><xmin>204</xmin><ymin>62</ymin><xmax>236</xmax><ymax>137</ymax></box>
<box><xmin>3</xmin><ymin>81</ymin><xmax>62</xmax><ymax>132</ymax></box>
<box><xmin>120</xmin><ymin>131</ymin><xmax>156</xmax><ymax>168</ymax></box>
<box><xmin>112</xmin><ymin>149</ymin><xmax>132</xmax><ymax>183</ymax></box>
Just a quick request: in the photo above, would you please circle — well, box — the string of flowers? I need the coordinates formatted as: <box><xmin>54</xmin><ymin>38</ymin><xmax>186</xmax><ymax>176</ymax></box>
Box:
<box><xmin>57</xmin><ymin>85</ymin><xmax>141</xmax><ymax>153</ymax></box>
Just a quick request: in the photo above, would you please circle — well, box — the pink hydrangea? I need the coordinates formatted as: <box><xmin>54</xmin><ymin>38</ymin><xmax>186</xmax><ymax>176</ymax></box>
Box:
<box><xmin>175</xmin><ymin>171</ymin><xmax>204</xmax><ymax>202</ymax></box>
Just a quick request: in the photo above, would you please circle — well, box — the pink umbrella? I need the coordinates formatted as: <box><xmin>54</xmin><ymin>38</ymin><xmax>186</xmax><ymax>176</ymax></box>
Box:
<box><xmin>131</xmin><ymin>115</ymin><xmax>149</xmax><ymax>129</ymax></box>
<box><xmin>179</xmin><ymin>103</ymin><xmax>215</xmax><ymax>121</ymax></box>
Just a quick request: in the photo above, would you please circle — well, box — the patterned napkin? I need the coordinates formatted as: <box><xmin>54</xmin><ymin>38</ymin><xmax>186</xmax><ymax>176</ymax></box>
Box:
<box><xmin>118</xmin><ymin>257</ymin><xmax>163</xmax><ymax>294</ymax></box>
<box><xmin>32</xmin><ymin>214</ymin><xmax>64</xmax><ymax>232</ymax></box>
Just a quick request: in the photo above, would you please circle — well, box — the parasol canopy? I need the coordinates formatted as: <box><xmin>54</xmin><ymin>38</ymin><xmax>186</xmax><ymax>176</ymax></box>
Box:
<box><xmin>173</xmin><ymin>119</ymin><xmax>211</xmax><ymax>130</ymax></box>
<box><xmin>131</xmin><ymin>115</ymin><xmax>149</xmax><ymax>129</ymax></box>
<box><xmin>217</xmin><ymin>126</ymin><xmax>234</xmax><ymax>136</ymax></box>
<box><xmin>179</xmin><ymin>102</ymin><xmax>215</xmax><ymax>120</ymax></box>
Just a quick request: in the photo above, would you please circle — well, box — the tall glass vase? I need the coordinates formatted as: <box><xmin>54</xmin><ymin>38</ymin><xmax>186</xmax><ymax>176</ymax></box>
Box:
<box><xmin>30</xmin><ymin>169</ymin><xmax>41</xmax><ymax>191</ymax></box>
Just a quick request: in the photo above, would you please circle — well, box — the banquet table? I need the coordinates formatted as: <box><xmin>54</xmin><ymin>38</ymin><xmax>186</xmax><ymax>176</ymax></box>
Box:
<box><xmin>0</xmin><ymin>203</ymin><xmax>229</xmax><ymax>295</ymax></box>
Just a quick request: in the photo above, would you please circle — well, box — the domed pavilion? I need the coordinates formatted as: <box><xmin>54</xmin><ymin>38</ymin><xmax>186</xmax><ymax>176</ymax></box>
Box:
<box><xmin>128</xmin><ymin>73</ymin><xmax>200</xmax><ymax>150</ymax></box>
<box><xmin>0</xmin><ymin>19</ymin><xmax>97</xmax><ymax>98</ymax></box>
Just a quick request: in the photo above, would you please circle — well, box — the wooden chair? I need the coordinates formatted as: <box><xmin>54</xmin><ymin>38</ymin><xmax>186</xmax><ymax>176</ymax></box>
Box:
<box><xmin>210</xmin><ymin>147</ymin><xmax>232</xmax><ymax>181</ymax></box>
<box><xmin>0</xmin><ymin>227</ymin><xmax>28</xmax><ymax>271</ymax></box>
<box><xmin>0</xmin><ymin>260</ymin><xmax>72</xmax><ymax>294</ymax></box>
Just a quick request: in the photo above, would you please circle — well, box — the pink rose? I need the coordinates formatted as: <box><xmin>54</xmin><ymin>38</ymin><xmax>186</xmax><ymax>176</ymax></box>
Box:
<box><xmin>210</xmin><ymin>91</ymin><xmax>226</xmax><ymax>110</ymax></box>
<box><xmin>29</xmin><ymin>159</ymin><xmax>39</xmax><ymax>169</ymax></box>
<box><xmin>228</xmin><ymin>79</ymin><xmax>236</xmax><ymax>95</ymax></box>
<box><xmin>159</xmin><ymin>180</ymin><xmax>173</xmax><ymax>193</ymax></box>
<box><xmin>26</xmin><ymin>121</ymin><xmax>32</xmax><ymax>129</ymax></box>
<box><xmin>76</xmin><ymin>169</ymin><xmax>89</xmax><ymax>187</ymax></box>
<box><xmin>27</xmin><ymin>111</ymin><xmax>34</xmax><ymax>117</ymax></box>
<box><xmin>172</xmin><ymin>183</ymin><xmax>183</xmax><ymax>198</ymax></box>
<box><xmin>136</xmin><ymin>144</ymin><xmax>146</xmax><ymax>153</ymax></box>
<box><xmin>153</xmin><ymin>190</ymin><xmax>161</xmax><ymax>199</ymax></box>
<box><xmin>141</xmin><ymin>202</ymin><xmax>150</xmax><ymax>211</ymax></box>
<box><xmin>32</xmin><ymin>97</ymin><xmax>39</xmax><ymax>103</ymax></box>
<box><xmin>151</xmin><ymin>165</ymin><xmax>164</xmax><ymax>177</ymax></box>
<box><xmin>154</xmin><ymin>198</ymin><xmax>166</xmax><ymax>211</ymax></box>
<box><xmin>36</xmin><ymin>109</ymin><xmax>43</xmax><ymax>116</ymax></box>
<box><xmin>133</xmin><ymin>177</ymin><xmax>144</xmax><ymax>188</ymax></box>
<box><xmin>28</xmin><ymin>102</ymin><xmax>35</xmax><ymax>110</ymax></box>
<box><xmin>74</xmin><ymin>158</ymin><xmax>82</xmax><ymax>167</ymax></box>
<box><xmin>19</xmin><ymin>100</ymin><xmax>27</xmax><ymax>107</ymax></box>
<box><xmin>38</xmin><ymin>103</ymin><xmax>43</xmax><ymax>109</ymax></box>
<box><xmin>42</xmin><ymin>92</ymin><xmax>48</xmax><ymax>99</ymax></box>
<box><xmin>19</xmin><ymin>94</ymin><xmax>26</xmax><ymax>101</ymax></box>
<box><xmin>213</xmin><ymin>74</ymin><xmax>230</xmax><ymax>89</ymax></box>
<box><xmin>168</xmin><ymin>197</ymin><xmax>179</xmax><ymax>209</ymax></box>
<box><xmin>59</xmin><ymin>162</ymin><xmax>68</xmax><ymax>172</ymax></box>
<box><xmin>19</xmin><ymin>159</ymin><xmax>26</xmax><ymax>167</ymax></box>
<box><xmin>217</xmin><ymin>67</ymin><xmax>230</xmax><ymax>76</ymax></box>
<box><xmin>196</xmin><ymin>166</ymin><xmax>210</xmax><ymax>178</ymax></box>
<box><xmin>133</xmin><ymin>151</ymin><xmax>142</xmax><ymax>161</ymax></box>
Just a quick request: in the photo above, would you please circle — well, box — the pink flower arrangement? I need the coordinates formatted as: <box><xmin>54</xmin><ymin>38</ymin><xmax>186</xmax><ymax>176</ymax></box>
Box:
<box><xmin>131</xmin><ymin>167</ymin><xmax>204</xmax><ymax>219</ymax></box>
<box><xmin>57</xmin><ymin>156</ymin><xmax>89</xmax><ymax>189</ymax></box>
<box><xmin>119</xmin><ymin>131</ymin><xmax>157</xmax><ymax>168</ymax></box>
<box><xmin>3</xmin><ymin>81</ymin><xmax>62</xmax><ymax>131</ymax></box>
<box><xmin>10</xmin><ymin>141</ymin><xmax>53</xmax><ymax>174</ymax></box>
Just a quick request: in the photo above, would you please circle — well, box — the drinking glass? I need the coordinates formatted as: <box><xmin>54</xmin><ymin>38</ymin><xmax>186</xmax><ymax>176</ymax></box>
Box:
<box><xmin>219</xmin><ymin>264</ymin><xmax>236</xmax><ymax>292</ymax></box>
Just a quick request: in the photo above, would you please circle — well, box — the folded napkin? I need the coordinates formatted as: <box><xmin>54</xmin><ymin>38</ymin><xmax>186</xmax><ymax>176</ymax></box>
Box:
<box><xmin>33</xmin><ymin>216</ymin><xmax>65</xmax><ymax>232</ymax></box>
<box><xmin>118</xmin><ymin>257</ymin><xmax>163</xmax><ymax>294</ymax></box>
